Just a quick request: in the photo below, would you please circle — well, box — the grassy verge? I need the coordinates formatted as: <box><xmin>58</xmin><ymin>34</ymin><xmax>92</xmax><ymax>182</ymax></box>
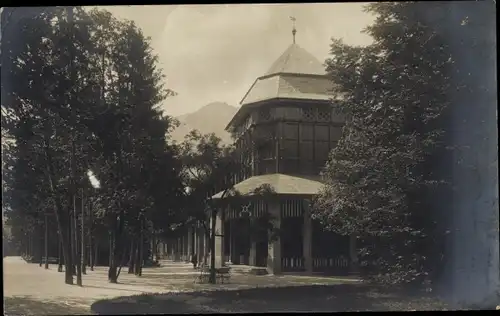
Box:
<box><xmin>91</xmin><ymin>283</ymin><xmax>451</xmax><ymax>314</ymax></box>
<box><xmin>4</xmin><ymin>296</ymin><xmax>93</xmax><ymax>316</ymax></box>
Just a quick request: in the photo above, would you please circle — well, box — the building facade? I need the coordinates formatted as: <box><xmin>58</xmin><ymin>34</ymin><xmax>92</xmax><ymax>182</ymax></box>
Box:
<box><xmin>163</xmin><ymin>40</ymin><xmax>357</xmax><ymax>275</ymax></box>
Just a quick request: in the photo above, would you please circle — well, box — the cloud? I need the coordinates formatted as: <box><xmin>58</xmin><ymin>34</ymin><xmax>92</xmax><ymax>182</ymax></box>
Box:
<box><xmin>102</xmin><ymin>4</ymin><xmax>375</xmax><ymax>117</ymax></box>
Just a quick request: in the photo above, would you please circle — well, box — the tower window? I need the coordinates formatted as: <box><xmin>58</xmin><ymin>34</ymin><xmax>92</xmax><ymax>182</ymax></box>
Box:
<box><xmin>301</xmin><ymin>107</ymin><xmax>315</xmax><ymax>121</ymax></box>
<box><xmin>317</xmin><ymin>107</ymin><xmax>331</xmax><ymax>122</ymax></box>
<box><xmin>259</xmin><ymin>108</ymin><xmax>272</xmax><ymax>121</ymax></box>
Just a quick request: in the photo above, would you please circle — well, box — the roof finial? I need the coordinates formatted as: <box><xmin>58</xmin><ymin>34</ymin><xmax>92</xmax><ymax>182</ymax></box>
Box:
<box><xmin>290</xmin><ymin>16</ymin><xmax>297</xmax><ymax>44</ymax></box>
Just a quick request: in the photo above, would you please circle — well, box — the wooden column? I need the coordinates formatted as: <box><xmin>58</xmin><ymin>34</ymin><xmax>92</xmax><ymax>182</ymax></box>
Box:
<box><xmin>183</xmin><ymin>234</ymin><xmax>188</xmax><ymax>262</ymax></box>
<box><xmin>174</xmin><ymin>237</ymin><xmax>182</xmax><ymax>261</ymax></box>
<box><xmin>249</xmin><ymin>240</ymin><xmax>257</xmax><ymax>266</ymax></box>
<box><xmin>267</xmin><ymin>199</ymin><xmax>282</xmax><ymax>274</ymax></box>
<box><xmin>214</xmin><ymin>210</ymin><xmax>225</xmax><ymax>267</ymax></box>
<box><xmin>229</xmin><ymin>219</ymin><xmax>236</xmax><ymax>264</ymax></box>
<box><xmin>303</xmin><ymin>199</ymin><xmax>313</xmax><ymax>274</ymax></box>
<box><xmin>193</xmin><ymin>227</ymin><xmax>198</xmax><ymax>259</ymax></box>
<box><xmin>187</xmin><ymin>227</ymin><xmax>193</xmax><ymax>261</ymax></box>
<box><xmin>197</xmin><ymin>227</ymin><xmax>206</xmax><ymax>265</ymax></box>
<box><xmin>167</xmin><ymin>240</ymin><xmax>172</xmax><ymax>260</ymax></box>
<box><xmin>179</xmin><ymin>236</ymin><xmax>183</xmax><ymax>261</ymax></box>
<box><xmin>249</xmin><ymin>204</ymin><xmax>257</xmax><ymax>266</ymax></box>
<box><xmin>191</xmin><ymin>229</ymin><xmax>196</xmax><ymax>257</ymax></box>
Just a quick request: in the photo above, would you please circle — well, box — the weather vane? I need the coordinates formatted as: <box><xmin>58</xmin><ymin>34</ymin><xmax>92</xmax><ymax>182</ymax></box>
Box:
<box><xmin>290</xmin><ymin>16</ymin><xmax>297</xmax><ymax>44</ymax></box>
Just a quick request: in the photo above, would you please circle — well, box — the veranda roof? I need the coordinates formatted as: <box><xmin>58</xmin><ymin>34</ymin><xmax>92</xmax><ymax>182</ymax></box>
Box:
<box><xmin>211</xmin><ymin>173</ymin><xmax>324</xmax><ymax>199</ymax></box>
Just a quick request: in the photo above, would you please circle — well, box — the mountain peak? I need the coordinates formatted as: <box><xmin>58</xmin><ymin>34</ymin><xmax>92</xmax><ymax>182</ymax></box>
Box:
<box><xmin>170</xmin><ymin>102</ymin><xmax>238</xmax><ymax>144</ymax></box>
<box><xmin>199</xmin><ymin>102</ymin><xmax>236</xmax><ymax>112</ymax></box>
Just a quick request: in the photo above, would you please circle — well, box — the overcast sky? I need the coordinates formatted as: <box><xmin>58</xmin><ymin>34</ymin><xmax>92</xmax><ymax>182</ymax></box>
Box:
<box><xmin>101</xmin><ymin>4</ymin><xmax>375</xmax><ymax>117</ymax></box>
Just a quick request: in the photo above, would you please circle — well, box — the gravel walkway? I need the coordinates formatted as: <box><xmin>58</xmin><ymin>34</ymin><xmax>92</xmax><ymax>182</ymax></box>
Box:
<box><xmin>3</xmin><ymin>256</ymin><xmax>355</xmax><ymax>315</ymax></box>
<box><xmin>4</xmin><ymin>256</ymin><xmax>454</xmax><ymax>314</ymax></box>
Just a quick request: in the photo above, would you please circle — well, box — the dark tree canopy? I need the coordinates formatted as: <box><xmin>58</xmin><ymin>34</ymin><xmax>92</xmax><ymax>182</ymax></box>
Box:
<box><xmin>313</xmin><ymin>2</ymin><xmax>456</xmax><ymax>287</ymax></box>
<box><xmin>1</xmin><ymin>6</ymin><xmax>183</xmax><ymax>284</ymax></box>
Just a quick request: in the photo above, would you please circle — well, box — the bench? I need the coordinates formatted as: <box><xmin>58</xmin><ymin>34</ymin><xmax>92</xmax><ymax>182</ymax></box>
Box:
<box><xmin>42</xmin><ymin>257</ymin><xmax>59</xmax><ymax>264</ymax></box>
<box><xmin>195</xmin><ymin>265</ymin><xmax>210</xmax><ymax>284</ymax></box>
<box><xmin>194</xmin><ymin>266</ymin><xmax>231</xmax><ymax>284</ymax></box>
<box><xmin>22</xmin><ymin>256</ymin><xmax>58</xmax><ymax>264</ymax></box>
<box><xmin>216</xmin><ymin>267</ymin><xmax>231</xmax><ymax>284</ymax></box>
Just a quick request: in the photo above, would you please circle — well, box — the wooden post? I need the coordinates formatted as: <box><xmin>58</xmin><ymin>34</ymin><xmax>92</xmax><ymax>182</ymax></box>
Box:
<box><xmin>57</xmin><ymin>234</ymin><xmax>63</xmax><ymax>272</ymax></box>
<box><xmin>44</xmin><ymin>214</ymin><xmax>49</xmax><ymax>269</ymax></box>
<box><xmin>88</xmin><ymin>199</ymin><xmax>93</xmax><ymax>271</ymax></box>
<box><xmin>94</xmin><ymin>242</ymin><xmax>99</xmax><ymax>269</ymax></box>
<box><xmin>129</xmin><ymin>239</ymin><xmax>135</xmax><ymax>274</ymax></box>
<box><xmin>267</xmin><ymin>199</ymin><xmax>282</xmax><ymax>275</ymax></box>
<box><xmin>303</xmin><ymin>200</ymin><xmax>313</xmax><ymax>274</ymax></box>
<box><xmin>38</xmin><ymin>225</ymin><xmax>43</xmax><ymax>267</ymax></box>
<box><xmin>74</xmin><ymin>193</ymin><xmax>82</xmax><ymax>285</ymax></box>
<box><xmin>81</xmin><ymin>189</ymin><xmax>86</xmax><ymax>275</ymax></box>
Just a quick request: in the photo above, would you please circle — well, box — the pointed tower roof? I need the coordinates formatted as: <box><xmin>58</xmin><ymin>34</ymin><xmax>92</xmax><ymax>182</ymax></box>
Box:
<box><xmin>238</xmin><ymin>44</ymin><xmax>331</xmax><ymax>107</ymax></box>
<box><xmin>265</xmin><ymin>43</ymin><xmax>327</xmax><ymax>76</ymax></box>
<box><xmin>225</xmin><ymin>28</ymin><xmax>334</xmax><ymax>131</ymax></box>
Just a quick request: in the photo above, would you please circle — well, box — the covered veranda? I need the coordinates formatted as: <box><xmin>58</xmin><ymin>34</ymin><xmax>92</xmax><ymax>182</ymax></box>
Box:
<box><xmin>211</xmin><ymin>173</ymin><xmax>358</xmax><ymax>275</ymax></box>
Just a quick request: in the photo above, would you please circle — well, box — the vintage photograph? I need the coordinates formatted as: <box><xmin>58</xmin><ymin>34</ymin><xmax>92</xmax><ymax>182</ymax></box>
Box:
<box><xmin>1</xmin><ymin>2</ymin><xmax>498</xmax><ymax>314</ymax></box>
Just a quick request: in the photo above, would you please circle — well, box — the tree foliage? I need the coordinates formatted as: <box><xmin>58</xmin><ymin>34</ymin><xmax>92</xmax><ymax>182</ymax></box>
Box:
<box><xmin>313</xmin><ymin>2</ymin><xmax>455</xmax><ymax>287</ymax></box>
<box><xmin>2</xmin><ymin>6</ymin><xmax>182</xmax><ymax>284</ymax></box>
<box><xmin>177</xmin><ymin>130</ymin><xmax>277</xmax><ymax>283</ymax></box>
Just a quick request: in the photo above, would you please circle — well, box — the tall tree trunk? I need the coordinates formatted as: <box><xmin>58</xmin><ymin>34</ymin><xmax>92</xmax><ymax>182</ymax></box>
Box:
<box><xmin>108</xmin><ymin>232</ymin><xmax>115</xmax><ymax>281</ymax></box>
<box><xmin>65</xmin><ymin>210</ymin><xmax>74</xmax><ymax>284</ymax></box>
<box><xmin>88</xmin><ymin>201</ymin><xmax>93</xmax><ymax>271</ymax></box>
<box><xmin>89</xmin><ymin>235</ymin><xmax>93</xmax><ymax>271</ymax></box>
<box><xmin>116</xmin><ymin>247</ymin><xmax>128</xmax><ymax>280</ymax></box>
<box><xmin>58</xmin><ymin>234</ymin><xmax>63</xmax><ymax>272</ymax></box>
<box><xmin>43</xmin><ymin>138</ymin><xmax>73</xmax><ymax>284</ymax></box>
<box><xmin>31</xmin><ymin>232</ymin><xmax>34</xmax><ymax>259</ymax></box>
<box><xmin>152</xmin><ymin>231</ymin><xmax>159</xmax><ymax>263</ymax></box>
<box><xmin>108</xmin><ymin>148</ymin><xmax>125</xmax><ymax>283</ymax></box>
<box><xmin>81</xmin><ymin>189</ymin><xmax>86</xmax><ymax>275</ymax></box>
<box><xmin>74</xmin><ymin>194</ymin><xmax>82</xmax><ymax>286</ymax></box>
<box><xmin>108</xmin><ymin>224</ymin><xmax>123</xmax><ymax>284</ymax></box>
<box><xmin>138</xmin><ymin>220</ymin><xmax>144</xmax><ymax>277</ymax></box>
<box><xmin>108</xmin><ymin>232</ymin><xmax>113</xmax><ymax>270</ymax></box>
<box><xmin>155</xmin><ymin>240</ymin><xmax>161</xmax><ymax>262</ymax></box>
<box><xmin>128</xmin><ymin>238</ymin><xmax>135</xmax><ymax>274</ymax></box>
<box><xmin>39</xmin><ymin>225</ymin><xmax>43</xmax><ymax>267</ymax></box>
<box><xmin>70</xmin><ymin>210</ymin><xmax>76</xmax><ymax>276</ymax></box>
<box><xmin>24</xmin><ymin>233</ymin><xmax>28</xmax><ymax>258</ymax></box>
<box><xmin>29</xmin><ymin>232</ymin><xmax>33</xmax><ymax>258</ymax></box>
<box><xmin>67</xmin><ymin>7</ymin><xmax>78</xmax><ymax>283</ymax></box>
<box><xmin>44</xmin><ymin>214</ymin><xmax>49</xmax><ymax>269</ymax></box>
<box><xmin>209</xmin><ymin>210</ymin><xmax>217</xmax><ymax>284</ymax></box>
<box><xmin>93</xmin><ymin>241</ymin><xmax>99</xmax><ymax>270</ymax></box>
<box><xmin>108</xmin><ymin>205</ymin><xmax>126</xmax><ymax>283</ymax></box>
<box><xmin>134</xmin><ymin>235</ymin><xmax>140</xmax><ymax>275</ymax></box>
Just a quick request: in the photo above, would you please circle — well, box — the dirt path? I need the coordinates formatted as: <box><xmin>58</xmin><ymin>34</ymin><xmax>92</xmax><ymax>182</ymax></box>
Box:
<box><xmin>8</xmin><ymin>256</ymin><xmax>452</xmax><ymax>314</ymax></box>
<box><xmin>3</xmin><ymin>256</ymin><xmax>355</xmax><ymax>315</ymax></box>
<box><xmin>3</xmin><ymin>256</ymin><xmax>172</xmax><ymax>315</ymax></box>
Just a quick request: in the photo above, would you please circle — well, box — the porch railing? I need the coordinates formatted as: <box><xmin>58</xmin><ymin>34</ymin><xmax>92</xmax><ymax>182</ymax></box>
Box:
<box><xmin>281</xmin><ymin>257</ymin><xmax>305</xmax><ymax>272</ymax></box>
<box><xmin>312</xmin><ymin>256</ymin><xmax>350</xmax><ymax>275</ymax></box>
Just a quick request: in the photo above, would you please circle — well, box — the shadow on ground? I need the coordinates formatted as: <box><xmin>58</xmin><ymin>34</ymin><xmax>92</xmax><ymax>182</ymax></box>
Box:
<box><xmin>90</xmin><ymin>284</ymin><xmax>450</xmax><ymax>314</ymax></box>
<box><xmin>5</xmin><ymin>296</ymin><xmax>92</xmax><ymax>315</ymax></box>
